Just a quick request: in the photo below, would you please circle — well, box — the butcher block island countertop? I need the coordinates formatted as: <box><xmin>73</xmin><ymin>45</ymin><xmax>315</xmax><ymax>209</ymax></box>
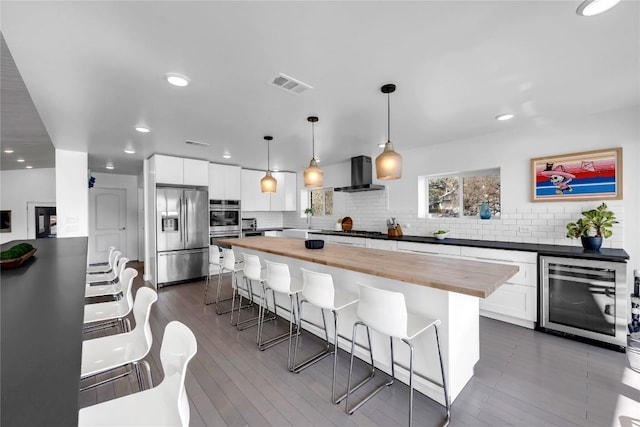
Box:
<box><xmin>218</xmin><ymin>236</ymin><xmax>519</xmax><ymax>298</ymax></box>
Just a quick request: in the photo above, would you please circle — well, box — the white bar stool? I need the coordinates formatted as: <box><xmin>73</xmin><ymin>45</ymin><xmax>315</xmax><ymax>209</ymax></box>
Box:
<box><xmin>234</xmin><ymin>253</ymin><xmax>268</xmax><ymax>330</ymax></box>
<box><xmin>83</xmin><ymin>267</ymin><xmax>137</xmax><ymax>334</ymax></box>
<box><xmin>84</xmin><ymin>257</ymin><xmax>129</xmax><ymax>299</ymax></box>
<box><xmin>221</xmin><ymin>249</ymin><xmax>253</xmax><ymax>326</ymax></box>
<box><xmin>292</xmin><ymin>268</ymin><xmax>358</xmax><ymax>403</ymax></box>
<box><xmin>203</xmin><ymin>245</ymin><xmax>223</xmax><ymax>306</ymax></box>
<box><xmin>86</xmin><ymin>251</ymin><xmax>122</xmax><ymax>284</ymax></box>
<box><xmin>86</xmin><ymin>246</ymin><xmax>117</xmax><ymax>274</ymax></box>
<box><xmin>257</xmin><ymin>260</ymin><xmax>303</xmax><ymax>369</ymax></box>
<box><xmin>344</xmin><ymin>283</ymin><xmax>451</xmax><ymax>427</ymax></box>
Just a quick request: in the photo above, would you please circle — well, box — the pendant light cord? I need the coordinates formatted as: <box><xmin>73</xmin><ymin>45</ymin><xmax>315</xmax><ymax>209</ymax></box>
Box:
<box><xmin>267</xmin><ymin>140</ymin><xmax>270</xmax><ymax>171</ymax></box>
<box><xmin>387</xmin><ymin>92</ymin><xmax>391</xmax><ymax>142</ymax></box>
<box><xmin>312</xmin><ymin>121</ymin><xmax>316</xmax><ymax>160</ymax></box>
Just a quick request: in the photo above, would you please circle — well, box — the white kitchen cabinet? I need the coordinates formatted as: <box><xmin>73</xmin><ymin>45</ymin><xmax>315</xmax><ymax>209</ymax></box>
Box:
<box><xmin>326</xmin><ymin>235</ymin><xmax>366</xmax><ymax>247</ymax></box>
<box><xmin>284</xmin><ymin>172</ymin><xmax>297</xmax><ymax>211</ymax></box>
<box><xmin>183</xmin><ymin>158</ymin><xmax>209</xmax><ymax>186</ymax></box>
<box><xmin>241</xmin><ymin>169</ymin><xmax>270</xmax><ymax>211</ymax></box>
<box><xmin>366</xmin><ymin>239</ymin><xmax>397</xmax><ymax>251</ymax></box>
<box><xmin>397</xmin><ymin>241</ymin><xmax>461</xmax><ymax>258</ymax></box>
<box><xmin>241</xmin><ymin>169</ymin><xmax>296</xmax><ymax>212</ymax></box>
<box><xmin>209</xmin><ymin>163</ymin><xmax>241</xmax><ymax>200</ymax></box>
<box><xmin>459</xmin><ymin>246</ymin><xmax>537</xmax><ymax>328</ymax></box>
<box><xmin>264</xmin><ymin>230</ymin><xmax>280</xmax><ymax>237</ymax></box>
<box><xmin>154</xmin><ymin>154</ymin><xmax>184</xmax><ymax>185</ymax></box>
<box><xmin>270</xmin><ymin>172</ymin><xmax>286</xmax><ymax>211</ymax></box>
<box><xmin>153</xmin><ymin>155</ymin><xmax>208</xmax><ymax>186</ymax></box>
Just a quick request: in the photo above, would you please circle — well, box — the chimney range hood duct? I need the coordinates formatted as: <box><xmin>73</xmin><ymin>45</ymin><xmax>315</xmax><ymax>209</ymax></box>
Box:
<box><xmin>334</xmin><ymin>156</ymin><xmax>385</xmax><ymax>193</ymax></box>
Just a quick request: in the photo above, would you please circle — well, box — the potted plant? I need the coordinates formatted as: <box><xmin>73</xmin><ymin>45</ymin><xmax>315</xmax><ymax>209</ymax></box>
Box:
<box><xmin>566</xmin><ymin>203</ymin><xmax>618</xmax><ymax>251</ymax></box>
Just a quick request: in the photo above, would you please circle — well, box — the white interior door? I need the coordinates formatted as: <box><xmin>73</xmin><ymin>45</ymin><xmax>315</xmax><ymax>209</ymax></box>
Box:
<box><xmin>89</xmin><ymin>188</ymin><xmax>126</xmax><ymax>264</ymax></box>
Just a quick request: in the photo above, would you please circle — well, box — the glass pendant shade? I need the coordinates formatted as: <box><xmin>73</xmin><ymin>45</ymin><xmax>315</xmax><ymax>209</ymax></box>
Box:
<box><xmin>261</xmin><ymin>136</ymin><xmax>277</xmax><ymax>193</ymax></box>
<box><xmin>261</xmin><ymin>170</ymin><xmax>277</xmax><ymax>193</ymax></box>
<box><xmin>303</xmin><ymin>116</ymin><xmax>324</xmax><ymax>188</ymax></box>
<box><xmin>375</xmin><ymin>141</ymin><xmax>402</xmax><ymax>179</ymax></box>
<box><xmin>375</xmin><ymin>83</ymin><xmax>402</xmax><ymax>180</ymax></box>
<box><xmin>304</xmin><ymin>158</ymin><xmax>324</xmax><ymax>188</ymax></box>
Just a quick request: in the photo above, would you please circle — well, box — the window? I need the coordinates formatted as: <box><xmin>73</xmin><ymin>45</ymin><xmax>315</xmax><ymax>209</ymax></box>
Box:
<box><xmin>421</xmin><ymin>169</ymin><xmax>500</xmax><ymax>218</ymax></box>
<box><xmin>301</xmin><ymin>188</ymin><xmax>334</xmax><ymax>216</ymax></box>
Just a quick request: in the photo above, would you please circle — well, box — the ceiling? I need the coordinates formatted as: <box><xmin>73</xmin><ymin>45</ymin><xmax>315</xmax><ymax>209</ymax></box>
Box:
<box><xmin>1</xmin><ymin>1</ymin><xmax>638</xmax><ymax>176</ymax></box>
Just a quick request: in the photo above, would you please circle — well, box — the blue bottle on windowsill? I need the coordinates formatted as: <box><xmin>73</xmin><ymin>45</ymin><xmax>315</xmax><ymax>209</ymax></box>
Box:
<box><xmin>479</xmin><ymin>202</ymin><xmax>491</xmax><ymax>220</ymax></box>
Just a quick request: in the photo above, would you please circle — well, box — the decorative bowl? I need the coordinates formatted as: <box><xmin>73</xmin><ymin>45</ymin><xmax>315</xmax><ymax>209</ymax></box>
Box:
<box><xmin>305</xmin><ymin>239</ymin><xmax>325</xmax><ymax>249</ymax></box>
<box><xmin>433</xmin><ymin>231</ymin><xmax>449</xmax><ymax>240</ymax></box>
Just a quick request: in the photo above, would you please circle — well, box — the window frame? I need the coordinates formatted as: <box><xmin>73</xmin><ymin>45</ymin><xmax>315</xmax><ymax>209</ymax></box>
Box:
<box><xmin>419</xmin><ymin>168</ymin><xmax>501</xmax><ymax>219</ymax></box>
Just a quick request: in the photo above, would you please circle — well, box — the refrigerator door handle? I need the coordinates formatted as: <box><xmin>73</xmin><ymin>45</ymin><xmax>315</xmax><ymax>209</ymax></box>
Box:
<box><xmin>179</xmin><ymin>198</ymin><xmax>183</xmax><ymax>241</ymax></box>
<box><xmin>185</xmin><ymin>196</ymin><xmax>189</xmax><ymax>242</ymax></box>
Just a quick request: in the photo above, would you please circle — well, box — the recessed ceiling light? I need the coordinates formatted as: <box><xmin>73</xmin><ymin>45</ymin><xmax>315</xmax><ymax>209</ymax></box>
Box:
<box><xmin>378</xmin><ymin>143</ymin><xmax>386</xmax><ymax>148</ymax></box>
<box><xmin>106</xmin><ymin>165</ymin><xmax>115</xmax><ymax>170</ymax></box>
<box><xmin>272</xmin><ymin>169</ymin><xmax>280</xmax><ymax>172</ymax></box>
<box><xmin>496</xmin><ymin>113</ymin><xmax>515</xmax><ymax>121</ymax></box>
<box><xmin>222</xmin><ymin>153</ymin><xmax>232</xmax><ymax>159</ymax></box>
<box><xmin>165</xmin><ymin>73</ymin><xmax>190</xmax><ymax>87</ymax></box>
<box><xmin>26</xmin><ymin>165</ymin><xmax>33</xmax><ymax>169</ymax></box>
<box><xmin>16</xmin><ymin>158</ymin><xmax>25</xmax><ymax>162</ymax></box>
<box><xmin>4</xmin><ymin>149</ymin><xmax>14</xmax><ymax>154</ymax></box>
<box><xmin>124</xmin><ymin>148</ymin><xmax>136</xmax><ymax>154</ymax></box>
<box><xmin>135</xmin><ymin>126</ymin><xmax>150</xmax><ymax>133</ymax></box>
<box><xmin>576</xmin><ymin>0</ymin><xmax>621</xmax><ymax>16</ymax></box>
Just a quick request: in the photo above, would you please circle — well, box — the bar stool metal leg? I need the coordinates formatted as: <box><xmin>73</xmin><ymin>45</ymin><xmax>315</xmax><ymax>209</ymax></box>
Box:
<box><xmin>435</xmin><ymin>325</ymin><xmax>451</xmax><ymax>426</ymax></box>
<box><xmin>292</xmin><ymin>303</ymin><xmax>332</xmax><ymax>373</ymax></box>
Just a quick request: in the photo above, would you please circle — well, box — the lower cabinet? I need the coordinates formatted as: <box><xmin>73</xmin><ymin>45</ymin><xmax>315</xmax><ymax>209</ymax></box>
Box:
<box><xmin>460</xmin><ymin>247</ymin><xmax>538</xmax><ymax>328</ymax></box>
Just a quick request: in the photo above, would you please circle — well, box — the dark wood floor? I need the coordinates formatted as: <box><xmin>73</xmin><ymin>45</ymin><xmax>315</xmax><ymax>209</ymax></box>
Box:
<box><xmin>79</xmin><ymin>264</ymin><xmax>640</xmax><ymax>426</ymax></box>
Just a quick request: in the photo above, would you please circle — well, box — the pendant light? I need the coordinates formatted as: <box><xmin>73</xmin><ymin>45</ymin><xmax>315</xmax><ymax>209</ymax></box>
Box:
<box><xmin>260</xmin><ymin>136</ymin><xmax>277</xmax><ymax>193</ymax></box>
<box><xmin>375</xmin><ymin>83</ymin><xmax>402</xmax><ymax>180</ymax></box>
<box><xmin>303</xmin><ymin>116</ymin><xmax>324</xmax><ymax>188</ymax></box>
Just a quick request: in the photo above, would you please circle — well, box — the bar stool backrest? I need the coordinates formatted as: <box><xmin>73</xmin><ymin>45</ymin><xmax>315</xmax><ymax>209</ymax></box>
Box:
<box><xmin>243</xmin><ymin>253</ymin><xmax>262</xmax><ymax>281</ymax></box>
<box><xmin>265</xmin><ymin>260</ymin><xmax>291</xmax><ymax>294</ymax></box>
<box><xmin>221</xmin><ymin>248</ymin><xmax>236</xmax><ymax>271</ymax></box>
<box><xmin>121</xmin><ymin>267</ymin><xmax>138</xmax><ymax>315</ymax></box>
<box><xmin>114</xmin><ymin>257</ymin><xmax>129</xmax><ymax>279</ymax></box>
<box><xmin>130</xmin><ymin>287</ymin><xmax>158</xmax><ymax>358</ymax></box>
<box><xmin>106</xmin><ymin>246</ymin><xmax>117</xmax><ymax>267</ymax></box>
<box><xmin>301</xmin><ymin>268</ymin><xmax>335</xmax><ymax>310</ymax></box>
<box><xmin>357</xmin><ymin>283</ymin><xmax>408</xmax><ymax>339</ymax></box>
<box><xmin>161</xmin><ymin>321</ymin><xmax>198</xmax><ymax>427</ymax></box>
<box><xmin>209</xmin><ymin>245</ymin><xmax>221</xmax><ymax>265</ymax></box>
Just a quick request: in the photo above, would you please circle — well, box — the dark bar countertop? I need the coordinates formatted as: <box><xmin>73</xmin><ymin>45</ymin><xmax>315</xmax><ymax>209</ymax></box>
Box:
<box><xmin>1</xmin><ymin>237</ymin><xmax>88</xmax><ymax>427</ymax></box>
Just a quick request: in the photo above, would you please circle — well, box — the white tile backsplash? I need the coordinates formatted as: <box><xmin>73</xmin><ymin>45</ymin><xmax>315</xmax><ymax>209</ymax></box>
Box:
<box><xmin>282</xmin><ymin>189</ymin><xmax>625</xmax><ymax>248</ymax></box>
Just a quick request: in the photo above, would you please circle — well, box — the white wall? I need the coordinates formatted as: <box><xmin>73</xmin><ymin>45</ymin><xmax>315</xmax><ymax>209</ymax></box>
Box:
<box><xmin>91</xmin><ymin>172</ymin><xmax>139</xmax><ymax>261</ymax></box>
<box><xmin>55</xmin><ymin>149</ymin><xmax>88</xmax><ymax>238</ymax></box>
<box><xmin>0</xmin><ymin>168</ymin><xmax>56</xmax><ymax>244</ymax></box>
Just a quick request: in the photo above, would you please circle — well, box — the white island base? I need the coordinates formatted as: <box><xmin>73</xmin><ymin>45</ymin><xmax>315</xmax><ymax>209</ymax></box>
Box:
<box><xmin>237</xmin><ymin>247</ymin><xmax>480</xmax><ymax>405</ymax></box>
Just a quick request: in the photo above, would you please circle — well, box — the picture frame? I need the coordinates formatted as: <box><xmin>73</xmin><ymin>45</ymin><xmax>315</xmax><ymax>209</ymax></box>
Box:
<box><xmin>0</xmin><ymin>210</ymin><xmax>11</xmax><ymax>233</ymax></box>
<box><xmin>531</xmin><ymin>147</ymin><xmax>622</xmax><ymax>202</ymax></box>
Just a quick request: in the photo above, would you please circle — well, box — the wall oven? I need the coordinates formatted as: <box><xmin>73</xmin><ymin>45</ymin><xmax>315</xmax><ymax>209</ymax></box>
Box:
<box><xmin>539</xmin><ymin>255</ymin><xmax>627</xmax><ymax>350</ymax></box>
<box><xmin>209</xmin><ymin>200</ymin><xmax>240</xmax><ymax>233</ymax></box>
<box><xmin>209</xmin><ymin>200</ymin><xmax>241</xmax><ymax>247</ymax></box>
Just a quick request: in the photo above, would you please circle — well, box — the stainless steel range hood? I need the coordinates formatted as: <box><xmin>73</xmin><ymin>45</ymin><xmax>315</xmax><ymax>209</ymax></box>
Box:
<box><xmin>334</xmin><ymin>156</ymin><xmax>385</xmax><ymax>193</ymax></box>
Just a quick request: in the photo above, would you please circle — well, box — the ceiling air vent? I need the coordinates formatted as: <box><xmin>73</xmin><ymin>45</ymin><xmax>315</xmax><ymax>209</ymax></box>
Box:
<box><xmin>270</xmin><ymin>73</ymin><xmax>312</xmax><ymax>95</ymax></box>
<box><xmin>185</xmin><ymin>140</ymin><xmax>210</xmax><ymax>147</ymax></box>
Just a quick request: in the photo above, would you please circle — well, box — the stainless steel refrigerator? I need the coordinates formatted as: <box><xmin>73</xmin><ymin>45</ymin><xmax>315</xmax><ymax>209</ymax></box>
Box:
<box><xmin>156</xmin><ymin>187</ymin><xmax>208</xmax><ymax>285</ymax></box>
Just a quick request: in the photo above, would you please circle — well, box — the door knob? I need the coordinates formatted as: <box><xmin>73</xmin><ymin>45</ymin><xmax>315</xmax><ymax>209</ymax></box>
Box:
<box><xmin>120</xmin><ymin>227</ymin><xmax>126</xmax><ymax>230</ymax></box>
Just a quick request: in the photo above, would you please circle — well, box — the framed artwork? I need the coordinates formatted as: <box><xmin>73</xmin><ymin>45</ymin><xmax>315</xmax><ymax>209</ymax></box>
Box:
<box><xmin>0</xmin><ymin>210</ymin><xmax>11</xmax><ymax>233</ymax></box>
<box><xmin>531</xmin><ymin>147</ymin><xmax>622</xmax><ymax>202</ymax></box>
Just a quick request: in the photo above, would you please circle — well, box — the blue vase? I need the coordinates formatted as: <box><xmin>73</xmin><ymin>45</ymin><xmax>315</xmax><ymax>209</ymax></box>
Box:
<box><xmin>479</xmin><ymin>202</ymin><xmax>491</xmax><ymax>219</ymax></box>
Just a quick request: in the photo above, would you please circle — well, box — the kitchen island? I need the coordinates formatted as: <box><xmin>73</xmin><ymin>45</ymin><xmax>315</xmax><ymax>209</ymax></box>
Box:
<box><xmin>219</xmin><ymin>236</ymin><xmax>519</xmax><ymax>403</ymax></box>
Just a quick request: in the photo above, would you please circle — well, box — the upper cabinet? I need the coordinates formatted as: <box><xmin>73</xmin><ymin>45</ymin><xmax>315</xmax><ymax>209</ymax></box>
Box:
<box><xmin>209</xmin><ymin>163</ymin><xmax>241</xmax><ymax>200</ymax></box>
<box><xmin>241</xmin><ymin>169</ymin><xmax>297</xmax><ymax>212</ymax></box>
<box><xmin>153</xmin><ymin>154</ymin><xmax>208</xmax><ymax>186</ymax></box>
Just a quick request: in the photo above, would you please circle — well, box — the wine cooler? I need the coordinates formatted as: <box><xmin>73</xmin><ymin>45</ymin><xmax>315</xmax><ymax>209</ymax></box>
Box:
<box><xmin>539</xmin><ymin>256</ymin><xmax>627</xmax><ymax>350</ymax></box>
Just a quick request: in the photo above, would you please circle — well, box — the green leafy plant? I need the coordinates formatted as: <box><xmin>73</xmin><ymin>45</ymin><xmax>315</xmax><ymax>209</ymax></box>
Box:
<box><xmin>0</xmin><ymin>243</ymin><xmax>34</xmax><ymax>260</ymax></box>
<box><xmin>434</xmin><ymin>229</ymin><xmax>448</xmax><ymax>235</ymax></box>
<box><xmin>566</xmin><ymin>203</ymin><xmax>618</xmax><ymax>239</ymax></box>
<box><xmin>304</xmin><ymin>208</ymin><xmax>313</xmax><ymax>215</ymax></box>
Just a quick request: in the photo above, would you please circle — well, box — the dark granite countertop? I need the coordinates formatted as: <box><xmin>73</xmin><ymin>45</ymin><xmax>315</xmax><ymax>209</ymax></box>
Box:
<box><xmin>1</xmin><ymin>237</ymin><xmax>88</xmax><ymax>427</ymax></box>
<box><xmin>310</xmin><ymin>230</ymin><xmax>629</xmax><ymax>262</ymax></box>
